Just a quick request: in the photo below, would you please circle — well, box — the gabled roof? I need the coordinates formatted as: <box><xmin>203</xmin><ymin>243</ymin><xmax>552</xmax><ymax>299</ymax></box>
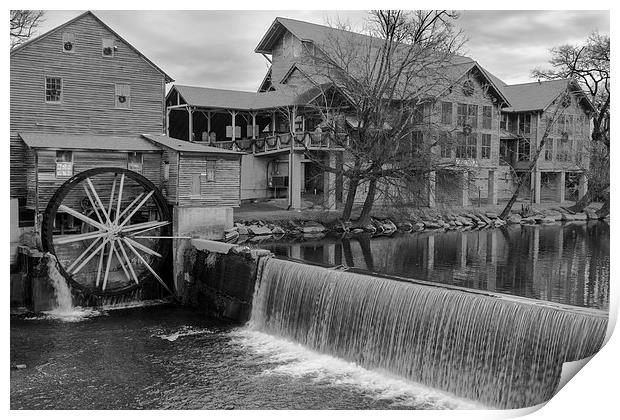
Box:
<box><xmin>170</xmin><ymin>84</ymin><xmax>316</xmax><ymax>111</ymax></box>
<box><xmin>500</xmin><ymin>78</ymin><xmax>595</xmax><ymax>113</ymax></box>
<box><xmin>11</xmin><ymin>11</ymin><xmax>173</xmax><ymax>83</ymax></box>
<box><xmin>19</xmin><ymin>132</ymin><xmax>162</xmax><ymax>152</ymax></box>
<box><xmin>256</xmin><ymin>17</ymin><xmax>378</xmax><ymax>55</ymax></box>
<box><xmin>142</xmin><ymin>134</ymin><xmax>243</xmax><ymax>155</ymax></box>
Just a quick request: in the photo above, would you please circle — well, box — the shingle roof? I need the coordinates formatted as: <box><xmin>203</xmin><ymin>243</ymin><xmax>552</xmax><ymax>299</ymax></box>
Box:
<box><xmin>172</xmin><ymin>84</ymin><xmax>314</xmax><ymax>110</ymax></box>
<box><xmin>499</xmin><ymin>79</ymin><xmax>573</xmax><ymax>112</ymax></box>
<box><xmin>19</xmin><ymin>132</ymin><xmax>162</xmax><ymax>151</ymax></box>
<box><xmin>142</xmin><ymin>134</ymin><xmax>243</xmax><ymax>155</ymax></box>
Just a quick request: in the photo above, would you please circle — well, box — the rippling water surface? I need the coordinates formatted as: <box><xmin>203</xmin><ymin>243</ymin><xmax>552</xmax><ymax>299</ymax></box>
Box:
<box><xmin>11</xmin><ymin>305</ymin><xmax>480</xmax><ymax>410</ymax></box>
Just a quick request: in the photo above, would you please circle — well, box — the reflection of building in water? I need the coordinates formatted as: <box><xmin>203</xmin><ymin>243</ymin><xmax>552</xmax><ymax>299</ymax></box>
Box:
<box><xmin>264</xmin><ymin>223</ymin><xmax>609</xmax><ymax>309</ymax></box>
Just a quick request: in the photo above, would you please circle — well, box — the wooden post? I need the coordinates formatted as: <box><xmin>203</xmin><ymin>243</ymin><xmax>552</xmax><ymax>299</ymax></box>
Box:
<box><xmin>271</xmin><ymin>111</ymin><xmax>276</xmax><ymax>136</ymax></box>
<box><xmin>251</xmin><ymin>112</ymin><xmax>257</xmax><ymax>139</ymax></box>
<box><xmin>207</xmin><ymin>111</ymin><xmax>211</xmax><ymax>135</ymax></box>
<box><xmin>188</xmin><ymin>106</ymin><xmax>193</xmax><ymax>142</ymax></box>
<box><xmin>231</xmin><ymin>110</ymin><xmax>237</xmax><ymax>142</ymax></box>
<box><xmin>166</xmin><ymin>108</ymin><xmax>170</xmax><ymax>136</ymax></box>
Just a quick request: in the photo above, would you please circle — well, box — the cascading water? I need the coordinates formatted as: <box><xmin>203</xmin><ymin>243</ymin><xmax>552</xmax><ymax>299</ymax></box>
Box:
<box><xmin>45</xmin><ymin>255</ymin><xmax>74</xmax><ymax>313</ymax></box>
<box><xmin>249</xmin><ymin>257</ymin><xmax>608</xmax><ymax>409</ymax></box>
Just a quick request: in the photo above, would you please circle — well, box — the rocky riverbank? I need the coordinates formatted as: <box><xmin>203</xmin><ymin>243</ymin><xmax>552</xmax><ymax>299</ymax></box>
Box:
<box><xmin>224</xmin><ymin>205</ymin><xmax>607</xmax><ymax>244</ymax></box>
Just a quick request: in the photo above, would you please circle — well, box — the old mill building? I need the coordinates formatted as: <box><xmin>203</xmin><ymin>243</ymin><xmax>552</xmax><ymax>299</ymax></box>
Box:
<box><xmin>10</xmin><ymin>13</ymin><xmax>596</xmax><ymax>227</ymax></box>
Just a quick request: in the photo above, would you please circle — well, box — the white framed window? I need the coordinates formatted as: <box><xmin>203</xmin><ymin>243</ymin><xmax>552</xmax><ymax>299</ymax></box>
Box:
<box><xmin>127</xmin><ymin>152</ymin><xmax>143</xmax><ymax>173</ymax></box>
<box><xmin>481</xmin><ymin>134</ymin><xmax>491</xmax><ymax>159</ymax></box>
<box><xmin>62</xmin><ymin>33</ymin><xmax>75</xmax><ymax>53</ymax></box>
<box><xmin>55</xmin><ymin>151</ymin><xmax>73</xmax><ymax>177</ymax></box>
<box><xmin>115</xmin><ymin>83</ymin><xmax>131</xmax><ymax>109</ymax></box>
<box><xmin>45</xmin><ymin>76</ymin><xmax>62</xmax><ymax>103</ymax></box>
<box><xmin>102</xmin><ymin>38</ymin><xmax>115</xmax><ymax>57</ymax></box>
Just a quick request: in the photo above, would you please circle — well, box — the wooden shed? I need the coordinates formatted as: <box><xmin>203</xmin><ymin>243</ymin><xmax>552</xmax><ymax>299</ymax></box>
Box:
<box><xmin>19</xmin><ymin>132</ymin><xmax>163</xmax><ymax>216</ymax></box>
<box><xmin>142</xmin><ymin>134</ymin><xmax>243</xmax><ymax>208</ymax></box>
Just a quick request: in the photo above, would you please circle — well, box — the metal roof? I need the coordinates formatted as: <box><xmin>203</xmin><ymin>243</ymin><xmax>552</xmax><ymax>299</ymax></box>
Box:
<box><xmin>19</xmin><ymin>132</ymin><xmax>162</xmax><ymax>152</ymax></box>
<box><xmin>11</xmin><ymin>11</ymin><xmax>173</xmax><ymax>83</ymax></box>
<box><xmin>142</xmin><ymin>134</ymin><xmax>243</xmax><ymax>155</ymax></box>
<box><xmin>171</xmin><ymin>84</ymin><xmax>313</xmax><ymax>110</ymax></box>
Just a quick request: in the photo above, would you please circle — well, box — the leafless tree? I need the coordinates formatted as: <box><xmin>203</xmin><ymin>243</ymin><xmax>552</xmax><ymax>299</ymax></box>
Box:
<box><xmin>291</xmin><ymin>10</ymin><xmax>471</xmax><ymax>225</ymax></box>
<box><xmin>532</xmin><ymin>32</ymin><xmax>609</xmax><ymax>216</ymax></box>
<box><xmin>10</xmin><ymin>10</ymin><xmax>44</xmax><ymax>50</ymax></box>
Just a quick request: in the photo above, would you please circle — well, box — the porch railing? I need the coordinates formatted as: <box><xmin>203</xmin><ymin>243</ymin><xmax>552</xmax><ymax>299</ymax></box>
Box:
<box><xmin>198</xmin><ymin>131</ymin><xmax>350</xmax><ymax>154</ymax></box>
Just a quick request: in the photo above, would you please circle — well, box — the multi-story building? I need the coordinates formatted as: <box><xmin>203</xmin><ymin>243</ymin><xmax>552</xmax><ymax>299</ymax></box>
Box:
<box><xmin>163</xmin><ymin>17</ymin><xmax>596</xmax><ymax>209</ymax></box>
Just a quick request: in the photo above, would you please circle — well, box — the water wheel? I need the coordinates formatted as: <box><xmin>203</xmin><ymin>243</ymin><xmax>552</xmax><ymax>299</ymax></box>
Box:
<box><xmin>41</xmin><ymin>167</ymin><xmax>172</xmax><ymax>296</ymax></box>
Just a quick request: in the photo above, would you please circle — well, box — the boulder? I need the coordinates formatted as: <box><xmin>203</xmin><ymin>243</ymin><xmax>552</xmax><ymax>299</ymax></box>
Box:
<box><xmin>414</xmin><ymin>222</ymin><xmax>425</xmax><ymax>230</ymax></box>
<box><xmin>485</xmin><ymin>212</ymin><xmax>498</xmax><ymax>219</ymax></box>
<box><xmin>271</xmin><ymin>226</ymin><xmax>286</xmax><ymax>235</ymax></box>
<box><xmin>561</xmin><ymin>213</ymin><xmax>576</xmax><ymax>222</ymax></box>
<box><xmin>585</xmin><ymin>209</ymin><xmax>599</xmax><ymax>220</ymax></box>
<box><xmin>507</xmin><ymin>214</ymin><xmax>522</xmax><ymax>224</ymax></box>
<box><xmin>236</xmin><ymin>225</ymin><xmax>249</xmax><ymax>236</ymax></box>
<box><xmin>573</xmin><ymin>213</ymin><xmax>588</xmax><ymax>221</ymax></box>
<box><xmin>423</xmin><ymin>220</ymin><xmax>442</xmax><ymax>229</ymax></box>
<box><xmin>351</xmin><ymin>228</ymin><xmax>365</xmax><ymax>234</ymax></box>
<box><xmin>541</xmin><ymin>216</ymin><xmax>558</xmax><ymax>224</ymax></box>
<box><xmin>520</xmin><ymin>217</ymin><xmax>536</xmax><ymax>225</ymax></box>
<box><xmin>397</xmin><ymin>221</ymin><xmax>413</xmax><ymax>231</ymax></box>
<box><xmin>362</xmin><ymin>224</ymin><xmax>377</xmax><ymax>234</ymax></box>
<box><xmin>247</xmin><ymin>225</ymin><xmax>272</xmax><ymax>236</ymax></box>
<box><xmin>493</xmin><ymin>219</ymin><xmax>506</xmax><ymax>227</ymax></box>
<box><xmin>301</xmin><ymin>221</ymin><xmax>326</xmax><ymax>234</ymax></box>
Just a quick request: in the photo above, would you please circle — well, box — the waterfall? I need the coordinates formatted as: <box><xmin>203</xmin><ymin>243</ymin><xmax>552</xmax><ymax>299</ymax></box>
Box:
<box><xmin>46</xmin><ymin>254</ymin><xmax>74</xmax><ymax>313</ymax></box>
<box><xmin>249</xmin><ymin>258</ymin><xmax>608</xmax><ymax>409</ymax></box>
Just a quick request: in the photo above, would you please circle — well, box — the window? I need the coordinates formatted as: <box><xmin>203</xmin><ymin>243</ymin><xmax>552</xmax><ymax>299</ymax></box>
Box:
<box><xmin>481</xmin><ymin>134</ymin><xmax>491</xmax><ymax>159</ymax></box>
<box><xmin>500</xmin><ymin>113</ymin><xmax>508</xmax><ymax>130</ymax></box>
<box><xmin>191</xmin><ymin>173</ymin><xmax>201</xmax><ymax>196</ymax></box>
<box><xmin>466</xmin><ymin>133</ymin><xmax>477</xmax><ymax>159</ymax></box>
<box><xmin>206</xmin><ymin>160</ymin><xmax>216</xmax><ymax>182</ymax></box>
<box><xmin>127</xmin><ymin>152</ymin><xmax>143</xmax><ymax>172</ymax></box>
<box><xmin>410</xmin><ymin>131</ymin><xmax>423</xmax><ymax>156</ymax></box>
<box><xmin>441</xmin><ymin>102</ymin><xmax>452</xmax><ymax>125</ymax></box>
<box><xmin>62</xmin><ymin>33</ymin><xmax>75</xmax><ymax>53</ymax></box>
<box><xmin>557</xmin><ymin>115</ymin><xmax>565</xmax><ymax>133</ymax></box>
<box><xmin>163</xmin><ymin>161</ymin><xmax>170</xmax><ymax>181</ymax></box>
<box><xmin>456</xmin><ymin>133</ymin><xmax>476</xmax><ymax>159</ymax></box>
<box><xmin>45</xmin><ymin>77</ymin><xmax>62</xmax><ymax>103</ymax></box>
<box><xmin>55</xmin><ymin>151</ymin><xmax>73</xmax><ymax>177</ymax></box>
<box><xmin>455</xmin><ymin>132</ymin><xmax>467</xmax><ymax>158</ymax></box>
<box><xmin>439</xmin><ymin>131</ymin><xmax>452</xmax><ymax>158</ymax></box>
<box><xmin>467</xmin><ymin>105</ymin><xmax>478</xmax><ymax>128</ymax></box>
<box><xmin>519</xmin><ymin>114</ymin><xmax>531</xmax><ymax>134</ymax></box>
<box><xmin>457</xmin><ymin>103</ymin><xmax>467</xmax><ymax>126</ymax></box>
<box><xmin>482</xmin><ymin>106</ymin><xmax>492</xmax><ymax>129</ymax></box>
<box><xmin>566</xmin><ymin>115</ymin><xmax>574</xmax><ymax>134</ymax></box>
<box><xmin>115</xmin><ymin>83</ymin><xmax>131</xmax><ymax>109</ymax></box>
<box><xmin>518</xmin><ymin>138</ymin><xmax>530</xmax><ymax>161</ymax></box>
<box><xmin>102</xmin><ymin>38</ymin><xmax>115</xmax><ymax>57</ymax></box>
<box><xmin>544</xmin><ymin>139</ymin><xmax>554</xmax><ymax>161</ymax></box>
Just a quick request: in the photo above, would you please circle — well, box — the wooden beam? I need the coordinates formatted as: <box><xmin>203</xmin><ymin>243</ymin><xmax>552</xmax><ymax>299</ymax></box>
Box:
<box><xmin>188</xmin><ymin>106</ymin><xmax>193</xmax><ymax>142</ymax></box>
<box><xmin>251</xmin><ymin>112</ymin><xmax>257</xmax><ymax>139</ymax></box>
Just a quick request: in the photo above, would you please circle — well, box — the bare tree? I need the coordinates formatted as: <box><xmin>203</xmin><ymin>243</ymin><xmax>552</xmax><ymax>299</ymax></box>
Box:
<box><xmin>293</xmin><ymin>10</ymin><xmax>470</xmax><ymax>225</ymax></box>
<box><xmin>532</xmin><ymin>32</ymin><xmax>610</xmax><ymax>216</ymax></box>
<box><xmin>10</xmin><ymin>10</ymin><xmax>44</xmax><ymax>50</ymax></box>
<box><xmin>498</xmin><ymin>96</ymin><xmax>569</xmax><ymax>219</ymax></box>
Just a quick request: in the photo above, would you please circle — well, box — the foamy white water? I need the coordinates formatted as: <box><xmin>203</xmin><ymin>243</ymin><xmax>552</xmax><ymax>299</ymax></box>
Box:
<box><xmin>230</xmin><ymin>328</ymin><xmax>484</xmax><ymax>410</ymax></box>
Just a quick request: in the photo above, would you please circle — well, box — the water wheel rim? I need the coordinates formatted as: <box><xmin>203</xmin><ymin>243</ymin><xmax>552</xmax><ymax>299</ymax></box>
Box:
<box><xmin>41</xmin><ymin>167</ymin><xmax>172</xmax><ymax>297</ymax></box>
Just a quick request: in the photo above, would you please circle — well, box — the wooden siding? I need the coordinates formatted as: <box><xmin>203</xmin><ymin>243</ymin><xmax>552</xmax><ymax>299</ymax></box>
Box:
<box><xmin>177</xmin><ymin>154</ymin><xmax>241</xmax><ymax>207</ymax></box>
<box><xmin>162</xmin><ymin>149</ymin><xmax>179</xmax><ymax>205</ymax></box>
<box><xmin>10</xmin><ymin>13</ymin><xmax>167</xmax><ymax>200</ymax></box>
<box><xmin>28</xmin><ymin>149</ymin><xmax>162</xmax><ymax>210</ymax></box>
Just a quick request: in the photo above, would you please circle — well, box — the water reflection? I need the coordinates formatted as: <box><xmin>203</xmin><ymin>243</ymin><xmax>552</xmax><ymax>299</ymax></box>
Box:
<box><xmin>261</xmin><ymin>222</ymin><xmax>610</xmax><ymax>310</ymax></box>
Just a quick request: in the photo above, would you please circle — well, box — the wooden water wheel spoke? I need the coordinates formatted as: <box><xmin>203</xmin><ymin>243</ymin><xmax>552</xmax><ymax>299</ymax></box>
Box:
<box><xmin>118</xmin><ymin>190</ymin><xmax>154</xmax><ymax>228</ymax></box>
<box><xmin>58</xmin><ymin>205</ymin><xmax>108</xmax><ymax>232</ymax></box>
<box><xmin>116</xmin><ymin>191</ymin><xmax>143</xmax><ymax>223</ymax></box>
<box><xmin>124</xmin><ymin>237</ymin><xmax>162</xmax><ymax>258</ymax></box>
<box><xmin>82</xmin><ymin>184</ymin><xmax>105</xmax><ymax>225</ymax></box>
<box><xmin>71</xmin><ymin>237</ymin><xmax>109</xmax><ymax>275</ymax></box>
<box><xmin>43</xmin><ymin>168</ymin><xmax>172</xmax><ymax>296</ymax></box>
<box><xmin>54</xmin><ymin>230</ymin><xmax>107</xmax><ymax>245</ymax></box>
<box><xmin>86</xmin><ymin>177</ymin><xmax>112</xmax><ymax>225</ymax></box>
<box><xmin>114</xmin><ymin>173</ymin><xmax>126</xmax><ymax>224</ymax></box>
<box><xmin>123</xmin><ymin>221</ymin><xmax>170</xmax><ymax>237</ymax></box>
<box><xmin>117</xmin><ymin>239</ymin><xmax>139</xmax><ymax>284</ymax></box>
<box><xmin>67</xmin><ymin>236</ymin><xmax>104</xmax><ymax>272</ymax></box>
<box><xmin>122</xmin><ymin>237</ymin><xmax>172</xmax><ymax>294</ymax></box>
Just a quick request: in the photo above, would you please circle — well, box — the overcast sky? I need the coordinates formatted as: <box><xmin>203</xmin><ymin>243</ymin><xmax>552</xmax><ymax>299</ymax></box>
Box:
<box><xmin>35</xmin><ymin>10</ymin><xmax>610</xmax><ymax>91</ymax></box>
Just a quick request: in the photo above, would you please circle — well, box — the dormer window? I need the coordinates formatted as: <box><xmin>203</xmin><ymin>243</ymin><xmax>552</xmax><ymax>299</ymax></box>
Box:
<box><xmin>115</xmin><ymin>83</ymin><xmax>130</xmax><ymax>109</ymax></box>
<box><xmin>102</xmin><ymin>38</ymin><xmax>115</xmax><ymax>57</ymax></box>
<box><xmin>62</xmin><ymin>33</ymin><xmax>75</xmax><ymax>53</ymax></box>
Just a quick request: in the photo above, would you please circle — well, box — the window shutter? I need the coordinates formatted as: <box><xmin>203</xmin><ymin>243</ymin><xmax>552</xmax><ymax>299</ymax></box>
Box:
<box><xmin>102</xmin><ymin>38</ymin><xmax>115</xmax><ymax>57</ymax></box>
